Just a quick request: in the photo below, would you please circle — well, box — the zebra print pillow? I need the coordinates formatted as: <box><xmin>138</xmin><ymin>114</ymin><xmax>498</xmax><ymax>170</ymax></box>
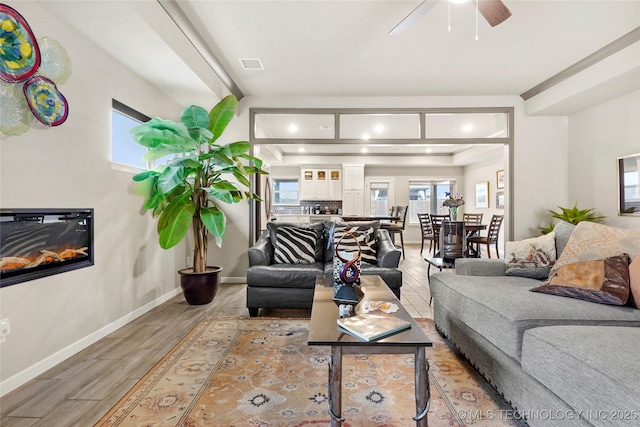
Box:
<box><xmin>333</xmin><ymin>225</ymin><xmax>377</xmax><ymax>265</ymax></box>
<box><xmin>273</xmin><ymin>226</ymin><xmax>320</xmax><ymax>264</ymax></box>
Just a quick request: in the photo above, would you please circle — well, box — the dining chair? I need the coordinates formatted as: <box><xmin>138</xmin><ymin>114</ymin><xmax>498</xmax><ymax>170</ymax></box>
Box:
<box><xmin>417</xmin><ymin>213</ymin><xmax>435</xmax><ymax>255</ymax></box>
<box><xmin>385</xmin><ymin>205</ymin><xmax>408</xmax><ymax>259</ymax></box>
<box><xmin>467</xmin><ymin>214</ymin><xmax>504</xmax><ymax>258</ymax></box>
<box><xmin>463</xmin><ymin>213</ymin><xmax>483</xmax><ymax>225</ymax></box>
<box><xmin>429</xmin><ymin>214</ymin><xmax>450</xmax><ymax>256</ymax></box>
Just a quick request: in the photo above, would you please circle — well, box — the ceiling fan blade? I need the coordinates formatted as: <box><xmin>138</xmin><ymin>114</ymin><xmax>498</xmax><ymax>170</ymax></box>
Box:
<box><xmin>389</xmin><ymin>0</ymin><xmax>438</xmax><ymax>35</ymax></box>
<box><xmin>477</xmin><ymin>0</ymin><xmax>512</xmax><ymax>27</ymax></box>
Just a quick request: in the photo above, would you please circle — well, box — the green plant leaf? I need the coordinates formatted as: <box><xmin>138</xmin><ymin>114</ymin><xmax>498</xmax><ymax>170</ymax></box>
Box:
<box><xmin>226</xmin><ymin>141</ymin><xmax>251</xmax><ymax>156</ymax></box>
<box><xmin>208</xmin><ymin>95</ymin><xmax>237</xmax><ymax>142</ymax></box>
<box><xmin>212</xmin><ymin>180</ymin><xmax>239</xmax><ymax>191</ymax></box>
<box><xmin>143</xmin><ymin>190</ymin><xmax>165</xmax><ymax>210</ymax></box>
<box><xmin>132</xmin><ymin>170</ymin><xmax>157</xmax><ymax>182</ymax></box>
<box><xmin>180</xmin><ymin>105</ymin><xmax>210</xmax><ymax>129</ymax></box>
<box><xmin>200</xmin><ymin>206</ymin><xmax>225</xmax><ymax>247</ymax></box>
<box><xmin>130</xmin><ymin>118</ymin><xmax>195</xmax><ymax>149</ymax></box>
<box><xmin>232</xmin><ymin>170</ymin><xmax>251</xmax><ymax>188</ymax></box>
<box><xmin>157</xmin><ymin>195</ymin><xmax>195</xmax><ymax>249</ymax></box>
<box><xmin>158</xmin><ymin>166</ymin><xmax>186</xmax><ymax>194</ymax></box>
<box><xmin>203</xmin><ymin>187</ymin><xmax>235</xmax><ymax>204</ymax></box>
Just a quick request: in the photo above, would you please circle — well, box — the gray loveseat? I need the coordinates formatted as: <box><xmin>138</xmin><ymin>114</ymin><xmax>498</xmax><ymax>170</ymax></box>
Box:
<box><xmin>247</xmin><ymin>220</ymin><xmax>402</xmax><ymax>317</ymax></box>
<box><xmin>429</xmin><ymin>221</ymin><xmax>640</xmax><ymax>427</ymax></box>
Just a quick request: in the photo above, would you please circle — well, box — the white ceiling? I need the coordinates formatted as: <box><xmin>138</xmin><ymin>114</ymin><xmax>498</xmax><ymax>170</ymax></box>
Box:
<box><xmin>38</xmin><ymin>0</ymin><xmax>640</xmax><ymax>162</ymax></box>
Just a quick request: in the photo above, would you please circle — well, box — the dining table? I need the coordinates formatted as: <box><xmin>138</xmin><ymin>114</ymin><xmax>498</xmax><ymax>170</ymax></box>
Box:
<box><xmin>340</xmin><ymin>215</ymin><xmax>400</xmax><ymax>222</ymax></box>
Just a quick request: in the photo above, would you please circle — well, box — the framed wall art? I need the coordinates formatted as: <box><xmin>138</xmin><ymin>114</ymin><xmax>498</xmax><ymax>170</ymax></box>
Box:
<box><xmin>496</xmin><ymin>191</ymin><xmax>505</xmax><ymax>209</ymax></box>
<box><xmin>475</xmin><ymin>181</ymin><xmax>489</xmax><ymax>208</ymax></box>
<box><xmin>496</xmin><ymin>170</ymin><xmax>505</xmax><ymax>189</ymax></box>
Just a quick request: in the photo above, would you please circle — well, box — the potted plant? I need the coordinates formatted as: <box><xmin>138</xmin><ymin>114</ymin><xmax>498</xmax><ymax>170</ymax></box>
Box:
<box><xmin>539</xmin><ymin>203</ymin><xmax>605</xmax><ymax>234</ymax></box>
<box><xmin>130</xmin><ymin>95</ymin><xmax>267</xmax><ymax>304</ymax></box>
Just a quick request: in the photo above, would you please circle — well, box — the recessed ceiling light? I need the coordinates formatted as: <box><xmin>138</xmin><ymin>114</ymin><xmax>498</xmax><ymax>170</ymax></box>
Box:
<box><xmin>361</xmin><ymin>148</ymin><xmax>369</xmax><ymax>153</ymax></box>
<box><xmin>362</xmin><ymin>133</ymin><xmax>370</xmax><ymax>140</ymax></box>
<box><xmin>374</xmin><ymin>124</ymin><xmax>384</xmax><ymax>133</ymax></box>
<box><xmin>426</xmin><ymin>148</ymin><xmax>433</xmax><ymax>153</ymax></box>
<box><xmin>462</xmin><ymin>124</ymin><xmax>474</xmax><ymax>133</ymax></box>
<box><xmin>288</xmin><ymin>124</ymin><xmax>298</xmax><ymax>133</ymax></box>
<box><xmin>239</xmin><ymin>58</ymin><xmax>264</xmax><ymax>70</ymax></box>
<box><xmin>298</xmin><ymin>147</ymin><xmax>305</xmax><ymax>153</ymax></box>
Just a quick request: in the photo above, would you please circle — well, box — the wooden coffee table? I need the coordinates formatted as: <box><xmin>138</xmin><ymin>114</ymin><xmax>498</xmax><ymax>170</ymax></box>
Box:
<box><xmin>307</xmin><ymin>275</ymin><xmax>433</xmax><ymax>426</ymax></box>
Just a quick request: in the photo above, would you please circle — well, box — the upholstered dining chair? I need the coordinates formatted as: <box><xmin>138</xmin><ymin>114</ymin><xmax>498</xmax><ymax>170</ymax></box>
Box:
<box><xmin>385</xmin><ymin>205</ymin><xmax>408</xmax><ymax>259</ymax></box>
<box><xmin>417</xmin><ymin>213</ymin><xmax>435</xmax><ymax>255</ymax></box>
<box><xmin>429</xmin><ymin>214</ymin><xmax>450</xmax><ymax>257</ymax></box>
<box><xmin>467</xmin><ymin>214</ymin><xmax>504</xmax><ymax>258</ymax></box>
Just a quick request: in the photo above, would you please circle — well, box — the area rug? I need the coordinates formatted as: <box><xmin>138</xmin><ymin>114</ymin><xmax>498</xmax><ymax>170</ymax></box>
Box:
<box><xmin>95</xmin><ymin>317</ymin><xmax>518</xmax><ymax>426</ymax></box>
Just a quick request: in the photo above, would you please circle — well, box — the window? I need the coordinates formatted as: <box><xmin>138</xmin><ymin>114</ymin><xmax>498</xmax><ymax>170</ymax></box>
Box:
<box><xmin>408</xmin><ymin>180</ymin><xmax>455</xmax><ymax>224</ymax></box>
<box><xmin>111</xmin><ymin>99</ymin><xmax>151</xmax><ymax>170</ymax></box>
<box><xmin>273</xmin><ymin>178</ymin><xmax>299</xmax><ymax>205</ymax></box>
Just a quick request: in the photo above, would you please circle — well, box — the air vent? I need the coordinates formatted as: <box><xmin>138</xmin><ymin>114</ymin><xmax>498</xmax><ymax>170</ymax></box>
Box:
<box><xmin>239</xmin><ymin>58</ymin><xmax>264</xmax><ymax>70</ymax></box>
<box><xmin>319</xmin><ymin>125</ymin><xmax>333</xmax><ymax>130</ymax></box>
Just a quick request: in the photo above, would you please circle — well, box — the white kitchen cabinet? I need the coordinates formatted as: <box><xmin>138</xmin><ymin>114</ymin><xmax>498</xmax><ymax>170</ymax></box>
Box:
<box><xmin>301</xmin><ymin>168</ymin><xmax>342</xmax><ymax>200</ymax></box>
<box><xmin>342</xmin><ymin>165</ymin><xmax>365</xmax><ymax>215</ymax></box>
<box><xmin>328</xmin><ymin>169</ymin><xmax>342</xmax><ymax>200</ymax></box>
<box><xmin>343</xmin><ymin>165</ymin><xmax>364</xmax><ymax>191</ymax></box>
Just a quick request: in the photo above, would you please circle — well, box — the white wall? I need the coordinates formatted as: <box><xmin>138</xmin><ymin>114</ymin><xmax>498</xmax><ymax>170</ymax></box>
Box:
<box><xmin>463</xmin><ymin>159</ymin><xmax>507</xmax><ymax>255</ymax></box>
<box><xmin>0</xmin><ymin>2</ymin><xmax>186</xmax><ymax>394</ymax></box>
<box><xmin>568</xmin><ymin>90</ymin><xmax>640</xmax><ymax>230</ymax></box>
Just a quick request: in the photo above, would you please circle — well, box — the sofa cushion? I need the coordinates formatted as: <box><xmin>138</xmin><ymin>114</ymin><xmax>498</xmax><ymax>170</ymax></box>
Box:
<box><xmin>505</xmin><ymin>232</ymin><xmax>556</xmax><ymax>279</ymax></box>
<box><xmin>325</xmin><ymin>220</ymin><xmax>380</xmax><ymax>264</ymax></box>
<box><xmin>531</xmin><ymin>253</ymin><xmax>631</xmax><ymax>306</ymax></box>
<box><xmin>332</xmin><ymin>224</ymin><xmax>378</xmax><ymax>265</ymax></box>
<box><xmin>272</xmin><ymin>225</ymin><xmax>320</xmax><ymax>264</ymax></box>
<box><xmin>552</xmin><ymin>220</ymin><xmax>576</xmax><ymax>258</ymax></box>
<box><xmin>629</xmin><ymin>253</ymin><xmax>640</xmax><ymax>308</ymax></box>
<box><xmin>428</xmin><ymin>273</ymin><xmax>640</xmax><ymax>360</ymax></box>
<box><xmin>550</xmin><ymin>221</ymin><xmax>640</xmax><ymax>276</ymax></box>
<box><xmin>267</xmin><ymin>221</ymin><xmax>324</xmax><ymax>262</ymax></box>
<box><xmin>522</xmin><ymin>325</ymin><xmax>640</xmax><ymax>426</ymax></box>
<box><xmin>246</xmin><ymin>262</ymin><xmax>324</xmax><ymax>289</ymax></box>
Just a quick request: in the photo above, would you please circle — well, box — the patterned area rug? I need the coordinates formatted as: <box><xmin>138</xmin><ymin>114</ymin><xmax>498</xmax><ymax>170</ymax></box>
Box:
<box><xmin>95</xmin><ymin>317</ymin><xmax>517</xmax><ymax>426</ymax></box>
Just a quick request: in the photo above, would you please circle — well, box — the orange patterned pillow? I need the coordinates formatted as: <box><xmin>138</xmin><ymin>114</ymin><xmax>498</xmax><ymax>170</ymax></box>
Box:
<box><xmin>549</xmin><ymin>222</ymin><xmax>640</xmax><ymax>277</ymax></box>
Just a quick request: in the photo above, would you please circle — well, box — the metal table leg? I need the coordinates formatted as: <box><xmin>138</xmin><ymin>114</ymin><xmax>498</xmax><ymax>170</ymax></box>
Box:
<box><xmin>328</xmin><ymin>346</ymin><xmax>344</xmax><ymax>426</ymax></box>
<box><xmin>413</xmin><ymin>347</ymin><xmax>431</xmax><ymax>426</ymax></box>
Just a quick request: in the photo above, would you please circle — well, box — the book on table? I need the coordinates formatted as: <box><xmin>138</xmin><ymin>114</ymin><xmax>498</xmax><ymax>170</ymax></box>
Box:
<box><xmin>337</xmin><ymin>311</ymin><xmax>411</xmax><ymax>342</ymax></box>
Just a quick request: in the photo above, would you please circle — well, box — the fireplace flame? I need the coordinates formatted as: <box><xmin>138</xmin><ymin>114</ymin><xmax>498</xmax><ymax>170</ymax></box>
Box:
<box><xmin>0</xmin><ymin>247</ymin><xmax>89</xmax><ymax>272</ymax></box>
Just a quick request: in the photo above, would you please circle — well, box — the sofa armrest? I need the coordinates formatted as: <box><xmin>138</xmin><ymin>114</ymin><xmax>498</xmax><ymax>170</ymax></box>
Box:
<box><xmin>375</xmin><ymin>228</ymin><xmax>401</xmax><ymax>268</ymax></box>
<box><xmin>455</xmin><ymin>258</ymin><xmax>506</xmax><ymax>276</ymax></box>
<box><xmin>248</xmin><ymin>230</ymin><xmax>273</xmax><ymax>266</ymax></box>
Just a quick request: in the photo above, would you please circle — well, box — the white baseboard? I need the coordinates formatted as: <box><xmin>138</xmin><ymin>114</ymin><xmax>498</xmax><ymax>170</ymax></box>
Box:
<box><xmin>0</xmin><ymin>287</ymin><xmax>182</xmax><ymax>397</ymax></box>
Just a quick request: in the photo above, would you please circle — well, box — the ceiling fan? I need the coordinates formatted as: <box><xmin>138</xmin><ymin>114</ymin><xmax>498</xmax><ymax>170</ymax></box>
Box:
<box><xmin>389</xmin><ymin>0</ymin><xmax>512</xmax><ymax>35</ymax></box>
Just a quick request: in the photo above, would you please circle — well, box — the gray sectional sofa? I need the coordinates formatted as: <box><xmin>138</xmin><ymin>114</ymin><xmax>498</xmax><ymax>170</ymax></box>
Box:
<box><xmin>247</xmin><ymin>220</ymin><xmax>402</xmax><ymax>317</ymax></box>
<box><xmin>429</xmin><ymin>222</ymin><xmax>640</xmax><ymax>427</ymax></box>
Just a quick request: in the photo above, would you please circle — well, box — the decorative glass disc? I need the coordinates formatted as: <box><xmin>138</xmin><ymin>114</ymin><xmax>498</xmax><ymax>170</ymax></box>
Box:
<box><xmin>0</xmin><ymin>4</ymin><xmax>41</xmax><ymax>83</ymax></box>
<box><xmin>23</xmin><ymin>76</ymin><xmax>69</xmax><ymax>126</ymax></box>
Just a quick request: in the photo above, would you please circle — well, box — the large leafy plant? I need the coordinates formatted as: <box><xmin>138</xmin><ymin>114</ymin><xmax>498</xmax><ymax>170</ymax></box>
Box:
<box><xmin>540</xmin><ymin>203</ymin><xmax>605</xmax><ymax>234</ymax></box>
<box><xmin>131</xmin><ymin>95</ymin><xmax>267</xmax><ymax>273</ymax></box>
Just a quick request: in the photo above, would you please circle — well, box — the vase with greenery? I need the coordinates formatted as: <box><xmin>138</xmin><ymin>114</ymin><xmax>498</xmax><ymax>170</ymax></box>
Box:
<box><xmin>443</xmin><ymin>192</ymin><xmax>464</xmax><ymax>221</ymax></box>
<box><xmin>539</xmin><ymin>203</ymin><xmax>605</xmax><ymax>234</ymax></box>
<box><xmin>130</xmin><ymin>95</ymin><xmax>267</xmax><ymax>304</ymax></box>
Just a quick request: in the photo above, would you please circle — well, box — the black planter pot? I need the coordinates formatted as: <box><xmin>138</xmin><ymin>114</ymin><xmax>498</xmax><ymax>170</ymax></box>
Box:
<box><xmin>178</xmin><ymin>266</ymin><xmax>222</xmax><ymax>305</ymax></box>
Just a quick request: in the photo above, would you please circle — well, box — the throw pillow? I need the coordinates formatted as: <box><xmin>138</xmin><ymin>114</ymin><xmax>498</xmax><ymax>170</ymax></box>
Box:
<box><xmin>505</xmin><ymin>232</ymin><xmax>556</xmax><ymax>280</ymax></box>
<box><xmin>332</xmin><ymin>224</ymin><xmax>378</xmax><ymax>265</ymax></box>
<box><xmin>272</xmin><ymin>225</ymin><xmax>320</xmax><ymax>264</ymax></box>
<box><xmin>267</xmin><ymin>221</ymin><xmax>324</xmax><ymax>262</ymax></box>
<box><xmin>552</xmin><ymin>220</ymin><xmax>576</xmax><ymax>258</ymax></box>
<box><xmin>549</xmin><ymin>221</ymin><xmax>640</xmax><ymax>277</ymax></box>
<box><xmin>530</xmin><ymin>253</ymin><xmax>631</xmax><ymax>305</ymax></box>
<box><xmin>629</xmin><ymin>253</ymin><xmax>640</xmax><ymax>309</ymax></box>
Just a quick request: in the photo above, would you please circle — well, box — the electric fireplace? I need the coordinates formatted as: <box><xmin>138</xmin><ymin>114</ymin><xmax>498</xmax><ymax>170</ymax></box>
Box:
<box><xmin>0</xmin><ymin>208</ymin><xmax>94</xmax><ymax>287</ymax></box>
